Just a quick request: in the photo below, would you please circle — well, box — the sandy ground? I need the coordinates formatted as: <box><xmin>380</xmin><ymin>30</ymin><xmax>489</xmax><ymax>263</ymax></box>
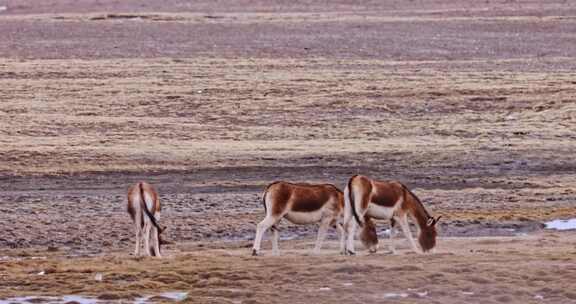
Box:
<box><xmin>0</xmin><ymin>0</ymin><xmax>575</xmax><ymax>303</ymax></box>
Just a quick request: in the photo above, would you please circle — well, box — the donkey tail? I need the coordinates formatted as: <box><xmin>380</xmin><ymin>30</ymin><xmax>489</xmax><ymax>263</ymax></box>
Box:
<box><xmin>261</xmin><ymin>182</ymin><xmax>279</xmax><ymax>231</ymax></box>
<box><xmin>139</xmin><ymin>182</ymin><xmax>164</xmax><ymax>233</ymax></box>
<box><xmin>348</xmin><ymin>176</ymin><xmax>364</xmax><ymax>227</ymax></box>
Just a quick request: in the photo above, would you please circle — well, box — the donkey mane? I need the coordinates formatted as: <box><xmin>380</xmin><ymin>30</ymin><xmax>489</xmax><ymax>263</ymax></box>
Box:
<box><xmin>401</xmin><ymin>184</ymin><xmax>432</xmax><ymax>222</ymax></box>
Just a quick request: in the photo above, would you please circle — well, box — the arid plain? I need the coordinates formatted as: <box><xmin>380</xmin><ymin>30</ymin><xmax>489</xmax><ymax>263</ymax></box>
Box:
<box><xmin>1</xmin><ymin>0</ymin><xmax>576</xmax><ymax>303</ymax></box>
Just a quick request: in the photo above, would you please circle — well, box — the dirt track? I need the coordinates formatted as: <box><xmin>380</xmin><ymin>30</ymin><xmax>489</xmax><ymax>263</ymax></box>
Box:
<box><xmin>0</xmin><ymin>0</ymin><xmax>575</xmax><ymax>303</ymax></box>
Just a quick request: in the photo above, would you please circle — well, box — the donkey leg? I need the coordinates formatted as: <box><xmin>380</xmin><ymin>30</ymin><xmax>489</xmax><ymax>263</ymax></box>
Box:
<box><xmin>398</xmin><ymin>215</ymin><xmax>423</xmax><ymax>254</ymax></box>
<box><xmin>151</xmin><ymin>213</ymin><xmax>162</xmax><ymax>257</ymax></box>
<box><xmin>133</xmin><ymin>215</ymin><xmax>142</xmax><ymax>256</ymax></box>
<box><xmin>252</xmin><ymin>215</ymin><xmax>275</xmax><ymax>256</ymax></box>
<box><xmin>271</xmin><ymin>225</ymin><xmax>280</xmax><ymax>256</ymax></box>
<box><xmin>344</xmin><ymin>219</ymin><xmax>357</xmax><ymax>255</ymax></box>
<box><xmin>388</xmin><ymin>218</ymin><xmax>397</xmax><ymax>254</ymax></box>
<box><xmin>336</xmin><ymin>222</ymin><xmax>346</xmax><ymax>254</ymax></box>
<box><xmin>143</xmin><ymin>221</ymin><xmax>152</xmax><ymax>257</ymax></box>
<box><xmin>313</xmin><ymin>217</ymin><xmax>332</xmax><ymax>254</ymax></box>
<box><xmin>343</xmin><ymin>186</ymin><xmax>359</xmax><ymax>255</ymax></box>
<box><xmin>134</xmin><ymin>226</ymin><xmax>142</xmax><ymax>256</ymax></box>
<box><xmin>151</xmin><ymin>226</ymin><xmax>161</xmax><ymax>257</ymax></box>
<box><xmin>342</xmin><ymin>186</ymin><xmax>354</xmax><ymax>255</ymax></box>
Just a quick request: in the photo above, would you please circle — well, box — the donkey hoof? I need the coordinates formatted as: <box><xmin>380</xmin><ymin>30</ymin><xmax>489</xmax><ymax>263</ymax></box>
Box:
<box><xmin>345</xmin><ymin>250</ymin><xmax>356</xmax><ymax>256</ymax></box>
<box><xmin>251</xmin><ymin>249</ymin><xmax>259</xmax><ymax>256</ymax></box>
<box><xmin>368</xmin><ymin>248</ymin><xmax>377</xmax><ymax>254</ymax></box>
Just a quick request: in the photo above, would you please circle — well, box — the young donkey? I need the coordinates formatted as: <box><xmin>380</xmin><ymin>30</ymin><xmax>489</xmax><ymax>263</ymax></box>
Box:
<box><xmin>252</xmin><ymin>182</ymin><xmax>345</xmax><ymax>256</ymax></box>
<box><xmin>344</xmin><ymin>175</ymin><xmax>441</xmax><ymax>255</ymax></box>
<box><xmin>127</xmin><ymin>182</ymin><xmax>166</xmax><ymax>257</ymax></box>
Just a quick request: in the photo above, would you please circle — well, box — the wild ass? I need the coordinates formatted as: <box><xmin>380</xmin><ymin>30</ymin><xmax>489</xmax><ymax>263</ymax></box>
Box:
<box><xmin>252</xmin><ymin>181</ymin><xmax>345</xmax><ymax>256</ymax></box>
<box><xmin>343</xmin><ymin>175</ymin><xmax>441</xmax><ymax>255</ymax></box>
<box><xmin>127</xmin><ymin>182</ymin><xmax>166</xmax><ymax>257</ymax></box>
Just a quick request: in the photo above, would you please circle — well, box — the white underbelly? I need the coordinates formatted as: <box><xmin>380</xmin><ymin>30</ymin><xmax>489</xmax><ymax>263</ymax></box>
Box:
<box><xmin>366</xmin><ymin>203</ymin><xmax>395</xmax><ymax>220</ymax></box>
<box><xmin>285</xmin><ymin>210</ymin><xmax>323</xmax><ymax>224</ymax></box>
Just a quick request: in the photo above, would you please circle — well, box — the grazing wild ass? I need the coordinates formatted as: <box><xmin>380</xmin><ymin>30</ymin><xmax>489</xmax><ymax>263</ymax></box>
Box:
<box><xmin>127</xmin><ymin>182</ymin><xmax>166</xmax><ymax>257</ymax></box>
<box><xmin>252</xmin><ymin>182</ymin><xmax>345</xmax><ymax>256</ymax></box>
<box><xmin>343</xmin><ymin>175</ymin><xmax>441</xmax><ymax>255</ymax></box>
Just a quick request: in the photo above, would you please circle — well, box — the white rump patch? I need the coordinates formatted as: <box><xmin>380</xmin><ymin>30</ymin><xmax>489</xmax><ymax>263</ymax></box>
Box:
<box><xmin>143</xmin><ymin>192</ymin><xmax>154</xmax><ymax>212</ymax></box>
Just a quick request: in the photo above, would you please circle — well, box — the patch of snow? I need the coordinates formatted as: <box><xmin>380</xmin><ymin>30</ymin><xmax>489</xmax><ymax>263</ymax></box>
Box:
<box><xmin>160</xmin><ymin>292</ymin><xmax>188</xmax><ymax>301</ymax></box>
<box><xmin>0</xmin><ymin>256</ymin><xmax>46</xmax><ymax>261</ymax></box>
<box><xmin>61</xmin><ymin>295</ymin><xmax>99</xmax><ymax>304</ymax></box>
<box><xmin>135</xmin><ymin>291</ymin><xmax>188</xmax><ymax>303</ymax></box>
<box><xmin>0</xmin><ymin>296</ymin><xmax>97</xmax><ymax>304</ymax></box>
<box><xmin>94</xmin><ymin>273</ymin><xmax>103</xmax><ymax>281</ymax></box>
<box><xmin>383</xmin><ymin>293</ymin><xmax>409</xmax><ymax>299</ymax></box>
<box><xmin>545</xmin><ymin>218</ymin><xmax>576</xmax><ymax>231</ymax></box>
<box><xmin>407</xmin><ymin>288</ymin><xmax>428</xmax><ymax>297</ymax></box>
<box><xmin>377</xmin><ymin>229</ymin><xmax>391</xmax><ymax>237</ymax></box>
<box><xmin>0</xmin><ymin>292</ymin><xmax>188</xmax><ymax>304</ymax></box>
<box><xmin>416</xmin><ymin>291</ymin><xmax>429</xmax><ymax>297</ymax></box>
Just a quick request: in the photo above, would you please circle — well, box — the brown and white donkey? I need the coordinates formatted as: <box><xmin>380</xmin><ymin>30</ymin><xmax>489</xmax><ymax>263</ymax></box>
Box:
<box><xmin>252</xmin><ymin>181</ymin><xmax>345</xmax><ymax>256</ymax></box>
<box><xmin>127</xmin><ymin>182</ymin><xmax>166</xmax><ymax>257</ymax></box>
<box><xmin>343</xmin><ymin>175</ymin><xmax>440</xmax><ymax>255</ymax></box>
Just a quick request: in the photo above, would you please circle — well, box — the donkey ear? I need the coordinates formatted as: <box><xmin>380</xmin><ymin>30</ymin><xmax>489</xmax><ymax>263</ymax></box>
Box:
<box><xmin>433</xmin><ymin>216</ymin><xmax>442</xmax><ymax>225</ymax></box>
<box><xmin>427</xmin><ymin>217</ymin><xmax>435</xmax><ymax>226</ymax></box>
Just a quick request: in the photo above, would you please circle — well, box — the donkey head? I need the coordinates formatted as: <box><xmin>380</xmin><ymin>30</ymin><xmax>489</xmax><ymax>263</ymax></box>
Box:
<box><xmin>426</xmin><ymin>216</ymin><xmax>442</xmax><ymax>227</ymax></box>
<box><xmin>360</xmin><ymin>217</ymin><xmax>379</xmax><ymax>253</ymax></box>
<box><xmin>419</xmin><ymin>216</ymin><xmax>441</xmax><ymax>252</ymax></box>
<box><xmin>150</xmin><ymin>226</ymin><xmax>168</xmax><ymax>257</ymax></box>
